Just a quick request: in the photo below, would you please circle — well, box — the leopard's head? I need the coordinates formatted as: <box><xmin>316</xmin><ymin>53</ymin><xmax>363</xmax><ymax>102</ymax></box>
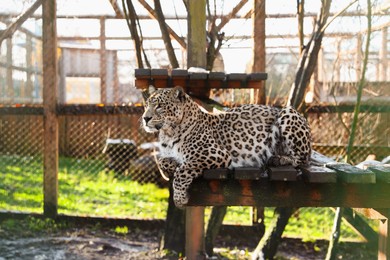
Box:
<box><xmin>142</xmin><ymin>86</ymin><xmax>188</xmax><ymax>133</ymax></box>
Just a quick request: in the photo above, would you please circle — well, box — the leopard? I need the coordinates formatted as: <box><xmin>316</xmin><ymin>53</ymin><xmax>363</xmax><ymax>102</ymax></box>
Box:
<box><xmin>142</xmin><ymin>86</ymin><xmax>312</xmax><ymax>208</ymax></box>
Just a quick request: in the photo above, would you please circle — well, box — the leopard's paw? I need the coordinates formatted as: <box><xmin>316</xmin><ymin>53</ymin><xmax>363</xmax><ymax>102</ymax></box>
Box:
<box><xmin>173</xmin><ymin>190</ymin><xmax>189</xmax><ymax>209</ymax></box>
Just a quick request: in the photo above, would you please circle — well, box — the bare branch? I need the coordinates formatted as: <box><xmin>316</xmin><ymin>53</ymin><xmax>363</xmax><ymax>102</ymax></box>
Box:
<box><xmin>138</xmin><ymin>0</ymin><xmax>187</xmax><ymax>49</ymax></box>
<box><xmin>154</xmin><ymin>0</ymin><xmax>179</xmax><ymax>68</ymax></box>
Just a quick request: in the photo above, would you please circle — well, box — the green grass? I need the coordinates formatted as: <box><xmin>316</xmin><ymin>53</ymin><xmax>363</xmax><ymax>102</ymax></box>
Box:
<box><xmin>0</xmin><ymin>155</ymin><xmax>373</xmax><ymax>241</ymax></box>
<box><xmin>0</xmin><ymin>155</ymin><xmax>168</xmax><ymax>218</ymax></box>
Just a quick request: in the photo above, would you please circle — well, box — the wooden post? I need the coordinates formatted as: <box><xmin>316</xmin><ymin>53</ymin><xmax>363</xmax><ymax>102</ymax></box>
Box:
<box><xmin>379</xmin><ymin>210</ymin><xmax>390</xmax><ymax>260</ymax></box>
<box><xmin>379</xmin><ymin>27</ymin><xmax>388</xmax><ymax>81</ymax></box>
<box><xmin>251</xmin><ymin>0</ymin><xmax>266</xmax><ymax>230</ymax></box>
<box><xmin>251</xmin><ymin>0</ymin><xmax>266</xmax><ymax>105</ymax></box>
<box><xmin>187</xmin><ymin>0</ymin><xmax>206</xmax><ymax>70</ymax></box>
<box><xmin>6</xmin><ymin>37</ymin><xmax>13</xmax><ymax>103</ymax></box>
<box><xmin>26</xmin><ymin>34</ymin><xmax>33</xmax><ymax>103</ymax></box>
<box><xmin>42</xmin><ymin>0</ymin><xmax>58</xmax><ymax>218</ymax></box>
<box><xmin>100</xmin><ymin>17</ymin><xmax>107</xmax><ymax>104</ymax></box>
<box><xmin>186</xmin><ymin>1</ymin><xmax>206</xmax><ymax>259</ymax></box>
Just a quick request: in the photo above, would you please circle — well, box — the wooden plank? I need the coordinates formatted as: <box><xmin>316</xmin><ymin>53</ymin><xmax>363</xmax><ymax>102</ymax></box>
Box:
<box><xmin>234</xmin><ymin>167</ymin><xmax>264</xmax><ymax>180</ymax></box>
<box><xmin>203</xmin><ymin>168</ymin><xmax>230</xmax><ymax>180</ymax></box>
<box><xmin>299</xmin><ymin>165</ymin><xmax>337</xmax><ymax>183</ymax></box>
<box><xmin>226</xmin><ymin>73</ymin><xmax>247</xmax><ymax>88</ymax></box>
<box><xmin>151</xmin><ymin>69</ymin><xmax>169</xmax><ymax>88</ymax></box>
<box><xmin>208</xmin><ymin>71</ymin><xmax>226</xmax><ymax>80</ymax></box>
<box><xmin>248</xmin><ymin>72</ymin><xmax>268</xmax><ymax>81</ymax></box>
<box><xmin>151</xmin><ymin>68</ymin><xmax>169</xmax><ymax>77</ymax></box>
<box><xmin>368</xmin><ymin>165</ymin><xmax>390</xmax><ymax>183</ymax></box>
<box><xmin>42</xmin><ymin>0</ymin><xmax>58</xmax><ymax>218</ymax></box>
<box><xmin>310</xmin><ymin>150</ymin><xmax>335</xmax><ymax>165</ymax></box>
<box><xmin>268</xmin><ymin>166</ymin><xmax>298</xmax><ymax>181</ymax></box>
<box><xmin>171</xmin><ymin>69</ymin><xmax>188</xmax><ymax>87</ymax></box>
<box><xmin>134</xmin><ymin>68</ymin><xmax>151</xmax><ymax>89</ymax></box>
<box><xmin>135</xmin><ymin>68</ymin><xmax>151</xmax><ymax>77</ymax></box>
<box><xmin>208</xmin><ymin>71</ymin><xmax>225</xmax><ymax>88</ymax></box>
<box><xmin>188</xmin><ymin>179</ymin><xmax>390</xmax><ymax>208</ymax></box>
<box><xmin>189</xmin><ymin>72</ymin><xmax>208</xmax><ymax>80</ymax></box>
<box><xmin>326</xmin><ymin>162</ymin><xmax>376</xmax><ymax>183</ymax></box>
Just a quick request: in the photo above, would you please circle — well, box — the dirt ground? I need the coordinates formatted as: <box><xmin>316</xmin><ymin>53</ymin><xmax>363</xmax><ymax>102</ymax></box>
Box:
<box><xmin>0</xmin><ymin>219</ymin><xmax>377</xmax><ymax>260</ymax></box>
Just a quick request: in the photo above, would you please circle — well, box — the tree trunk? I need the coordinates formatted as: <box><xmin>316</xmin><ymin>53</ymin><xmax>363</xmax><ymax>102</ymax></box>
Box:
<box><xmin>123</xmin><ymin>0</ymin><xmax>144</xmax><ymax>68</ymax></box>
<box><xmin>161</xmin><ymin>181</ymin><xmax>186</xmax><ymax>254</ymax></box>
<box><xmin>287</xmin><ymin>0</ymin><xmax>331</xmax><ymax>110</ymax></box>
<box><xmin>252</xmin><ymin>207</ymin><xmax>296</xmax><ymax>259</ymax></box>
<box><xmin>326</xmin><ymin>207</ymin><xmax>343</xmax><ymax>260</ymax></box>
<box><xmin>153</xmin><ymin>0</ymin><xmax>179</xmax><ymax>68</ymax></box>
<box><xmin>205</xmin><ymin>206</ymin><xmax>227</xmax><ymax>256</ymax></box>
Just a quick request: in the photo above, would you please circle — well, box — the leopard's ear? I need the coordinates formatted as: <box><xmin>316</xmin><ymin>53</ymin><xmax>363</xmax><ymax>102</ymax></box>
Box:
<box><xmin>172</xmin><ymin>86</ymin><xmax>186</xmax><ymax>102</ymax></box>
<box><xmin>141</xmin><ymin>85</ymin><xmax>156</xmax><ymax>103</ymax></box>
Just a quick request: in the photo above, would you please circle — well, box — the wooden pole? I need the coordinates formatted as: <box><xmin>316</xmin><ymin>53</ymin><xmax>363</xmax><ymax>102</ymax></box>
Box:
<box><xmin>100</xmin><ymin>17</ymin><xmax>107</xmax><ymax>104</ymax></box>
<box><xmin>379</xmin><ymin>27</ymin><xmax>388</xmax><ymax>81</ymax></box>
<box><xmin>6</xmin><ymin>38</ymin><xmax>13</xmax><ymax>103</ymax></box>
<box><xmin>186</xmin><ymin>1</ymin><xmax>206</xmax><ymax>259</ymax></box>
<box><xmin>42</xmin><ymin>0</ymin><xmax>58</xmax><ymax>218</ymax></box>
<box><xmin>26</xmin><ymin>34</ymin><xmax>33</xmax><ymax>103</ymax></box>
<box><xmin>251</xmin><ymin>0</ymin><xmax>266</xmax><ymax>105</ymax></box>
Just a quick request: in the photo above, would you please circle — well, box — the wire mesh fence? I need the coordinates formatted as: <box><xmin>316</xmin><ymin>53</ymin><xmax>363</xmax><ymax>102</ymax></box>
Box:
<box><xmin>1</xmin><ymin>106</ymin><xmax>387</xmax><ymax>241</ymax></box>
<box><xmin>1</xmin><ymin>0</ymin><xmax>389</xmax><ymax>244</ymax></box>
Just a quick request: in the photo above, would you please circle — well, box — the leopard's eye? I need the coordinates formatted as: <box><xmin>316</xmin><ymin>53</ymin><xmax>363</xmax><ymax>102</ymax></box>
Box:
<box><xmin>155</xmin><ymin>104</ymin><xmax>162</xmax><ymax>111</ymax></box>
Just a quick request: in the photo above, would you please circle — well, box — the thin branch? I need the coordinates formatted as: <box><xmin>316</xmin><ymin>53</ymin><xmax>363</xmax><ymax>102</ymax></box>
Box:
<box><xmin>138</xmin><ymin>0</ymin><xmax>187</xmax><ymax>49</ymax></box>
<box><xmin>154</xmin><ymin>0</ymin><xmax>179</xmax><ymax>68</ymax></box>
<box><xmin>122</xmin><ymin>0</ymin><xmax>144</xmax><ymax>68</ymax></box>
<box><xmin>297</xmin><ymin>0</ymin><xmax>305</xmax><ymax>53</ymax></box>
<box><xmin>321</xmin><ymin>0</ymin><xmax>359</xmax><ymax>34</ymax></box>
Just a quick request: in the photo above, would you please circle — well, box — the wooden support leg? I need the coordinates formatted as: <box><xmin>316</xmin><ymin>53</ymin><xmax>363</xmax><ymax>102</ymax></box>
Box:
<box><xmin>379</xmin><ymin>215</ymin><xmax>390</xmax><ymax>260</ymax></box>
<box><xmin>186</xmin><ymin>206</ymin><xmax>205</xmax><ymax>259</ymax></box>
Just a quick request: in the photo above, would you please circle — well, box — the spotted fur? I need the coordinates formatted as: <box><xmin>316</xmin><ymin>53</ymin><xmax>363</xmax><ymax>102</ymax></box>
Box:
<box><xmin>142</xmin><ymin>86</ymin><xmax>312</xmax><ymax>207</ymax></box>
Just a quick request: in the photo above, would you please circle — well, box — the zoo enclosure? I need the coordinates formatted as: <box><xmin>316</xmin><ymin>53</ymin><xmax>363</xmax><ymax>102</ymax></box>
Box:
<box><xmin>0</xmin><ymin>0</ymin><xmax>389</xmax><ymax>242</ymax></box>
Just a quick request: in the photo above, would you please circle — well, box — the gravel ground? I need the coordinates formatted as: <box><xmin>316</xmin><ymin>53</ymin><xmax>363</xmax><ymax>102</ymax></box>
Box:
<box><xmin>0</xmin><ymin>219</ymin><xmax>377</xmax><ymax>260</ymax></box>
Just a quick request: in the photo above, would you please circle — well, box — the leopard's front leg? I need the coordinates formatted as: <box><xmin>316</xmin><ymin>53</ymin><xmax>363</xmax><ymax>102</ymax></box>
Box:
<box><xmin>172</xmin><ymin>166</ymin><xmax>202</xmax><ymax>208</ymax></box>
<box><xmin>157</xmin><ymin>157</ymin><xmax>179</xmax><ymax>180</ymax></box>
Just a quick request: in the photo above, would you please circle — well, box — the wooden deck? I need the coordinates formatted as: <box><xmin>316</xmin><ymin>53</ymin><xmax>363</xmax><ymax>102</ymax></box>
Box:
<box><xmin>186</xmin><ymin>151</ymin><xmax>390</xmax><ymax>259</ymax></box>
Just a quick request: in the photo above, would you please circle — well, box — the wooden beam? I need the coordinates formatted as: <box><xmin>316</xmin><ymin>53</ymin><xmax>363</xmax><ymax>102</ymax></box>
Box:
<box><xmin>137</xmin><ymin>0</ymin><xmax>186</xmax><ymax>49</ymax></box>
<box><xmin>188</xmin><ymin>179</ymin><xmax>390</xmax><ymax>208</ymax></box>
<box><xmin>216</xmin><ymin>0</ymin><xmax>249</xmax><ymax>31</ymax></box>
<box><xmin>42</xmin><ymin>0</ymin><xmax>58</xmax><ymax>218</ymax></box>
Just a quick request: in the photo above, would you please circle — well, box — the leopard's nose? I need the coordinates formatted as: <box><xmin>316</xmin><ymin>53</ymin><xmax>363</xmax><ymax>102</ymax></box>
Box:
<box><xmin>143</xmin><ymin>117</ymin><xmax>152</xmax><ymax>124</ymax></box>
